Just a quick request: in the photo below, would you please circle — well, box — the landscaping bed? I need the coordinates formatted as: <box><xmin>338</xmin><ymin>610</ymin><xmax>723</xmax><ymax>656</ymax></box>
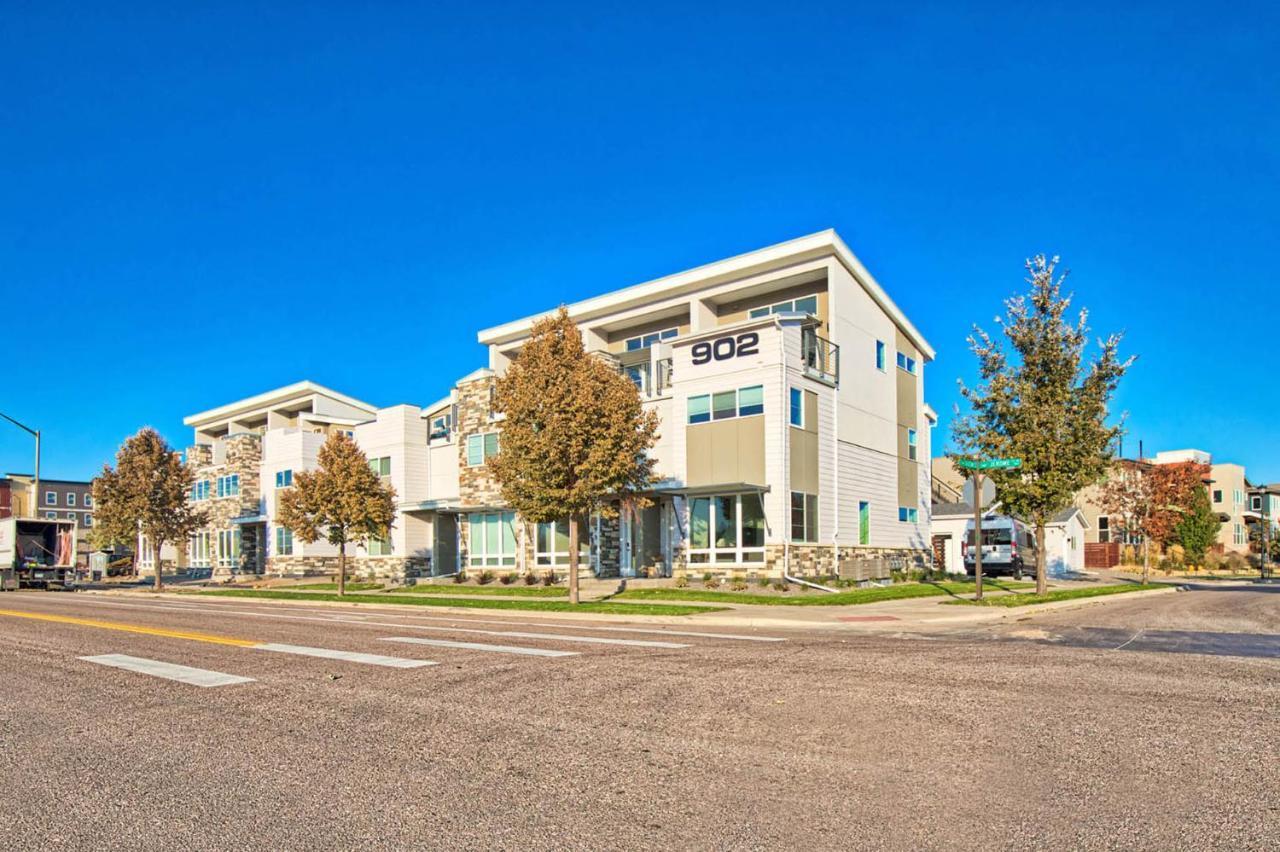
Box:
<box><xmin>192</xmin><ymin>588</ymin><xmax>722</xmax><ymax>616</ymax></box>
<box><xmin>611</xmin><ymin>580</ymin><xmax>1032</xmax><ymax>607</ymax></box>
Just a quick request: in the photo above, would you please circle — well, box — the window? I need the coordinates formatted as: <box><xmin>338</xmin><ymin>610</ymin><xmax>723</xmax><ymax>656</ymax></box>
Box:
<box><xmin>875</xmin><ymin>340</ymin><xmax>886</xmax><ymax>371</ymax></box>
<box><xmin>468</xmin><ymin>511</ymin><xmax>516</xmax><ymax>567</ymax></box>
<box><xmin>191</xmin><ymin>480</ymin><xmax>210</xmax><ymax>501</ymax></box>
<box><xmin>45</xmin><ymin>511</ymin><xmax>56</xmax><ymax>519</ymax></box>
<box><xmin>369</xmin><ymin>456</ymin><xmax>391</xmax><ymax>477</ymax></box>
<box><xmin>1097</xmin><ymin>515</ymin><xmax>1110</xmax><ymax>544</ymax></box>
<box><xmin>790</xmin><ymin>492</ymin><xmax>819</xmax><ymax>542</ymax></box>
<box><xmin>858</xmin><ymin>501</ymin><xmax>870</xmax><ymax>545</ymax></box>
<box><xmin>896</xmin><ymin>352</ymin><xmax>917</xmax><ymax>375</ymax></box>
<box><xmin>190</xmin><ymin>531</ymin><xmax>212</xmax><ymax>567</ymax></box>
<box><xmin>275</xmin><ymin>469</ymin><xmax>293</xmax><ymax>488</ymax></box>
<box><xmin>466</xmin><ymin>433</ymin><xmax>499</xmax><ymax>466</ymax></box>
<box><xmin>688</xmin><ymin>493</ymin><xmax>766</xmax><ymax>564</ymax></box>
<box><xmin>217</xmin><ymin>529</ymin><xmax>241</xmax><ymax>570</ymax></box>
<box><xmin>45</xmin><ymin>491</ymin><xmax>56</xmax><ymax>506</ymax></box>
<box><xmin>1252</xmin><ymin>495</ymin><xmax>1262</xmax><ymax>511</ymax></box>
<box><xmin>429</xmin><ymin>411</ymin><xmax>453</xmax><ymax>441</ymax></box>
<box><xmin>84</xmin><ymin>514</ymin><xmax>92</xmax><ymax>527</ymax></box>
<box><xmin>66</xmin><ymin>493</ymin><xmax>76</xmax><ymax>507</ymax></box>
<box><xmin>65</xmin><ymin>512</ymin><xmax>76</xmax><ymax>520</ymax></box>
<box><xmin>275</xmin><ymin>526</ymin><xmax>293</xmax><ymax>556</ymax></box>
<box><xmin>898</xmin><ymin>506</ymin><xmax>919</xmax><ymax>523</ymax></box>
<box><xmin>536</xmin><ymin>520</ymin><xmax>589</xmax><ymax>566</ymax></box>
<box><xmin>216</xmin><ymin>474</ymin><xmax>240</xmax><ymax>498</ymax></box>
<box><xmin>688</xmin><ymin>385</ymin><xmax>765</xmax><ymax>425</ymax></box>
<box><xmin>1234</xmin><ymin>523</ymin><xmax>1245</xmax><ymax>546</ymax></box>
<box><xmin>625</xmin><ymin>328</ymin><xmax>678</xmax><ymax>351</ymax></box>
<box><xmin>367</xmin><ymin>536</ymin><xmax>392</xmax><ymax>556</ymax></box>
<box><xmin>1212</xmin><ymin>489</ymin><xmax>1222</xmax><ymax>504</ymax></box>
<box><xmin>84</xmin><ymin>494</ymin><xmax>92</xmax><ymax>508</ymax></box>
<box><xmin>1234</xmin><ymin>489</ymin><xmax>1244</xmax><ymax>507</ymax></box>
<box><xmin>789</xmin><ymin>388</ymin><xmax>803</xmax><ymax>427</ymax></box>
<box><xmin>625</xmin><ymin>363</ymin><xmax>650</xmax><ymax>392</ymax></box>
<box><xmin>748</xmin><ymin>294</ymin><xmax>819</xmax><ymax>318</ymax></box>
<box><xmin>907</xmin><ymin>429</ymin><xmax>918</xmax><ymax>461</ymax></box>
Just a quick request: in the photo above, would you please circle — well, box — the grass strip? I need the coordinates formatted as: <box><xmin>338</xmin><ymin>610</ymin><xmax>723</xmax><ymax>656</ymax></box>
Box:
<box><xmin>942</xmin><ymin>582</ymin><xmax>1164</xmax><ymax>608</ymax></box>
<box><xmin>611</xmin><ymin>580</ymin><xmax>1032</xmax><ymax>607</ymax></box>
<box><xmin>284</xmin><ymin>582</ymin><xmax>385</xmax><ymax>592</ymax></box>
<box><xmin>193</xmin><ymin>588</ymin><xmax>722</xmax><ymax>616</ymax></box>
<box><xmin>385</xmin><ymin>584</ymin><xmax>567</xmax><ymax>598</ymax></box>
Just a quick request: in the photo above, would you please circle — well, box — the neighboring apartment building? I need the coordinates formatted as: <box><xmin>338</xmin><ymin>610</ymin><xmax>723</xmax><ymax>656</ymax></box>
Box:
<box><xmin>183</xmin><ymin>231</ymin><xmax>935</xmax><ymax>581</ymax></box>
<box><xmin>1209</xmin><ymin>462</ymin><xmax>1251</xmax><ymax>554</ymax></box>
<box><xmin>1</xmin><ymin>473</ymin><xmax>96</xmax><ymax>565</ymax></box>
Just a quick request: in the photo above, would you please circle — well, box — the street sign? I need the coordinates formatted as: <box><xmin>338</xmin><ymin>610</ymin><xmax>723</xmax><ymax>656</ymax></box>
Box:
<box><xmin>956</xmin><ymin>457</ymin><xmax>1022</xmax><ymax>471</ymax></box>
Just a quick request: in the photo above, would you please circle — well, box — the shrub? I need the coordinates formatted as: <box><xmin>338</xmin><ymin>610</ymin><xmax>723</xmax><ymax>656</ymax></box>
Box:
<box><xmin>1121</xmin><ymin>544</ymin><xmax>1138</xmax><ymax>566</ymax></box>
<box><xmin>1225</xmin><ymin>552</ymin><xmax>1250</xmax><ymax>573</ymax></box>
<box><xmin>673</xmin><ymin>574</ymin><xmax>690</xmax><ymax>589</ymax></box>
<box><xmin>702</xmin><ymin>574</ymin><xmax>720</xmax><ymax>589</ymax></box>
<box><xmin>757</xmin><ymin>575</ymin><xmax>771</xmax><ymax>588</ymax></box>
<box><xmin>541</xmin><ymin>569</ymin><xmax>558</xmax><ymax>586</ymax></box>
<box><xmin>477</xmin><ymin>570</ymin><xmax>495</xmax><ymax>585</ymax></box>
<box><xmin>500</xmin><ymin>572</ymin><xmax>518</xmax><ymax>585</ymax></box>
<box><xmin>1168</xmin><ymin>544</ymin><xmax>1186</xmax><ymax>567</ymax></box>
<box><xmin>1204</xmin><ymin>551</ymin><xmax>1225</xmax><ymax>572</ymax></box>
<box><xmin>702</xmin><ymin>571</ymin><xmax>714</xmax><ymax>585</ymax></box>
<box><xmin>523</xmin><ymin>572</ymin><xmax>540</xmax><ymax>586</ymax></box>
<box><xmin>729</xmin><ymin>573</ymin><xmax>748</xmax><ymax>591</ymax></box>
<box><xmin>772</xmin><ymin>581</ymin><xmax>789</xmax><ymax>592</ymax></box>
<box><xmin>452</xmin><ymin>570</ymin><xmax>467</xmax><ymax>584</ymax></box>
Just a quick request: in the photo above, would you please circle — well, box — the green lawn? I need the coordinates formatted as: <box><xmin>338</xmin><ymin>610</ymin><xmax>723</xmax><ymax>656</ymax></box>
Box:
<box><xmin>386</xmin><ymin>584</ymin><xmax>567</xmax><ymax>598</ymax></box>
<box><xmin>611</xmin><ymin>580</ymin><xmax>1032</xmax><ymax>607</ymax></box>
<box><xmin>193</xmin><ymin>588</ymin><xmax>721</xmax><ymax>616</ymax></box>
<box><xmin>285</xmin><ymin>582</ymin><xmax>385</xmax><ymax>592</ymax></box>
<box><xmin>942</xmin><ymin>582</ymin><xmax>1165</xmax><ymax>608</ymax></box>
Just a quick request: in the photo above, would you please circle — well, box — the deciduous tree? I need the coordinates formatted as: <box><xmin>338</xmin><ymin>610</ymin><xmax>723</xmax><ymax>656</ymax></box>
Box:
<box><xmin>92</xmin><ymin>427</ymin><xmax>206</xmax><ymax>591</ymax></box>
<box><xmin>1176</xmin><ymin>485</ymin><xmax>1221</xmax><ymax>567</ymax></box>
<box><xmin>490</xmin><ymin>307</ymin><xmax>660</xmax><ymax>604</ymax></box>
<box><xmin>276</xmin><ymin>432</ymin><xmax>396</xmax><ymax>596</ymax></box>
<box><xmin>1100</xmin><ymin>460</ymin><xmax>1207</xmax><ymax>584</ymax></box>
<box><xmin>954</xmin><ymin>255</ymin><xmax>1133</xmax><ymax>594</ymax></box>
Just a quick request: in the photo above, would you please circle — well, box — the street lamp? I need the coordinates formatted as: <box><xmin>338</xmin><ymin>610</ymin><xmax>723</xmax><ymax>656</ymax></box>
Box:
<box><xmin>0</xmin><ymin>412</ymin><xmax>40</xmax><ymax>518</ymax></box>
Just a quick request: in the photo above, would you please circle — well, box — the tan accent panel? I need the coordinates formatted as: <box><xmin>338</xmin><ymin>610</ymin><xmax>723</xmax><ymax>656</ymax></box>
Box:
<box><xmin>803</xmin><ymin>390</ymin><xmax>818</xmax><ymax>434</ymax></box>
<box><xmin>789</xmin><ymin>427</ymin><xmax>819</xmax><ymax>494</ymax></box>
<box><xmin>686</xmin><ymin>417</ymin><xmax>765</xmax><ymax>486</ymax></box>
<box><xmin>717</xmin><ymin>285</ymin><xmax>828</xmax><ymax>335</ymax></box>
<box><xmin>898</xmin><ymin>458</ymin><xmax>918</xmax><ymax>507</ymax></box>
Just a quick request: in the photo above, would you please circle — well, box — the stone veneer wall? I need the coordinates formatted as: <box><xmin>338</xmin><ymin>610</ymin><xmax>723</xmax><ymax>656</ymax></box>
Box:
<box><xmin>266</xmin><ymin>554</ymin><xmax>429</xmax><ymax>582</ymax></box>
<box><xmin>670</xmin><ymin>540</ymin><xmax>927</xmax><ymax>581</ymax></box>
<box><xmin>186</xmin><ymin>434</ymin><xmax>264</xmax><ymax>578</ymax></box>
<box><xmin>455</xmin><ymin>374</ymin><xmax>504</xmax><ymax>507</ymax></box>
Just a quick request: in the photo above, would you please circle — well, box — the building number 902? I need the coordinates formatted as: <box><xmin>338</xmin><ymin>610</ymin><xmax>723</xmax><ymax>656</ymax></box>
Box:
<box><xmin>691</xmin><ymin>332</ymin><xmax>759</xmax><ymax>365</ymax></box>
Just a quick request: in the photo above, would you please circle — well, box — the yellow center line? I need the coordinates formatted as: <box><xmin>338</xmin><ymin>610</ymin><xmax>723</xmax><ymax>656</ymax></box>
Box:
<box><xmin>0</xmin><ymin>608</ymin><xmax>260</xmax><ymax>648</ymax></box>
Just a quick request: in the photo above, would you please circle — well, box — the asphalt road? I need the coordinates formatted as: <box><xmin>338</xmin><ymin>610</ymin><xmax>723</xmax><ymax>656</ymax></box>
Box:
<box><xmin>0</xmin><ymin>587</ymin><xmax>1276</xmax><ymax>851</ymax></box>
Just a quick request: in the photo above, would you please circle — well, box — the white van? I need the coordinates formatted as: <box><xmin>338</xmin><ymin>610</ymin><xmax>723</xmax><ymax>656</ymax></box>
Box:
<box><xmin>962</xmin><ymin>514</ymin><xmax>1038</xmax><ymax>579</ymax></box>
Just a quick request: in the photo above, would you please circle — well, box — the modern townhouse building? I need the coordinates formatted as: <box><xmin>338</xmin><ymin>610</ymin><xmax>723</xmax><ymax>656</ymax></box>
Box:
<box><xmin>1208</xmin><ymin>462</ymin><xmax>1251</xmax><ymax>554</ymax></box>
<box><xmin>182</xmin><ymin>231</ymin><xmax>935</xmax><ymax>582</ymax></box>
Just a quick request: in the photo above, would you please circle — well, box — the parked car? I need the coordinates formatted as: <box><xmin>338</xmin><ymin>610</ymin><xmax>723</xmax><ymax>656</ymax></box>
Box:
<box><xmin>962</xmin><ymin>514</ymin><xmax>1038</xmax><ymax>579</ymax></box>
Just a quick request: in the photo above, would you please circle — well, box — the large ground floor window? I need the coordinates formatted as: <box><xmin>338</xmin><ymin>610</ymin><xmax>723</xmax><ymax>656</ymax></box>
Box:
<box><xmin>469</xmin><ymin>511</ymin><xmax>516</xmax><ymax>568</ymax></box>
<box><xmin>190</xmin><ymin>531</ymin><xmax>212</xmax><ymax>567</ymax></box>
<box><xmin>535</xmin><ymin>519</ymin><xmax>589</xmax><ymax>566</ymax></box>
<box><xmin>688</xmin><ymin>493</ymin><xmax>765</xmax><ymax>564</ymax></box>
<box><xmin>274</xmin><ymin>526</ymin><xmax>293</xmax><ymax>556</ymax></box>
<box><xmin>217</xmin><ymin>529</ymin><xmax>241</xmax><ymax>570</ymax></box>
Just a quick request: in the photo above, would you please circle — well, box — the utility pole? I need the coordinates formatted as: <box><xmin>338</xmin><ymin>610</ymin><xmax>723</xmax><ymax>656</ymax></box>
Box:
<box><xmin>0</xmin><ymin>412</ymin><xmax>40</xmax><ymax>518</ymax></box>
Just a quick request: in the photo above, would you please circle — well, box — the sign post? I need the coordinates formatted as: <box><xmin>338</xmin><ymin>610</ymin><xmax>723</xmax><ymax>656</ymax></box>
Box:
<box><xmin>956</xmin><ymin>458</ymin><xmax>1022</xmax><ymax>601</ymax></box>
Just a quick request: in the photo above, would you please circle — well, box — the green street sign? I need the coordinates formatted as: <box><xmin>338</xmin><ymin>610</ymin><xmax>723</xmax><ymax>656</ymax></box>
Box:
<box><xmin>956</xmin><ymin>457</ymin><xmax>1022</xmax><ymax>471</ymax></box>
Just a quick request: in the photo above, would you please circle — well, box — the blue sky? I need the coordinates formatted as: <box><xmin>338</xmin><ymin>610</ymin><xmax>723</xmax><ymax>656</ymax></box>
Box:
<box><xmin>2</xmin><ymin>3</ymin><xmax>1277</xmax><ymax>482</ymax></box>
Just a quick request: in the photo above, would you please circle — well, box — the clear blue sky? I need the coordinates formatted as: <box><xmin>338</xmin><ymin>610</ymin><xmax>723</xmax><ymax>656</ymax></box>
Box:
<box><xmin>2</xmin><ymin>3</ymin><xmax>1276</xmax><ymax>482</ymax></box>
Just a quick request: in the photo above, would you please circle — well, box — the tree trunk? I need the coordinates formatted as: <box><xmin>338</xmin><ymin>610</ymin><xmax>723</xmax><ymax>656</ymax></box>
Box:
<box><xmin>567</xmin><ymin>515</ymin><xmax>581</xmax><ymax>605</ymax></box>
<box><xmin>337</xmin><ymin>541</ymin><xmax>346</xmax><ymax>597</ymax></box>
<box><xmin>1035</xmin><ymin>521</ymin><xmax>1048</xmax><ymax>595</ymax></box>
<box><xmin>1142</xmin><ymin>537</ymin><xmax>1151</xmax><ymax>586</ymax></box>
<box><xmin>153</xmin><ymin>541</ymin><xmax>163</xmax><ymax>592</ymax></box>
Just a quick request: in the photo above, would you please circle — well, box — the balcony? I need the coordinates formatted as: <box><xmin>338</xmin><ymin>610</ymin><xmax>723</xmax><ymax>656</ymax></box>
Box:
<box><xmin>598</xmin><ymin>349</ymin><xmax>674</xmax><ymax>399</ymax></box>
<box><xmin>801</xmin><ymin>330</ymin><xmax>839</xmax><ymax>385</ymax></box>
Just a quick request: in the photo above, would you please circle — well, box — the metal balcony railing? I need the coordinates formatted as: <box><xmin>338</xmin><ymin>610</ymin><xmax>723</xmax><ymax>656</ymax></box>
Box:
<box><xmin>801</xmin><ymin>330</ymin><xmax>839</xmax><ymax>384</ymax></box>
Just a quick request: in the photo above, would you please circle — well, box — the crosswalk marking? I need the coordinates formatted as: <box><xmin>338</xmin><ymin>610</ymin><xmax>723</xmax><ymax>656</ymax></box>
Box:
<box><xmin>475</xmin><ymin>630</ymin><xmax>687</xmax><ymax>648</ymax></box>
<box><xmin>254</xmin><ymin>642</ymin><xmax>436</xmax><ymax>668</ymax></box>
<box><xmin>81</xmin><ymin>654</ymin><xmax>254</xmax><ymax>687</ymax></box>
<box><xmin>380</xmin><ymin>637</ymin><xmax>579</xmax><ymax>658</ymax></box>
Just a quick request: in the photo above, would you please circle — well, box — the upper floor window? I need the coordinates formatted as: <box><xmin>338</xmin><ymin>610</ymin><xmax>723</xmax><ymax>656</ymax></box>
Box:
<box><xmin>789</xmin><ymin>388</ymin><xmax>803</xmax><ymax>427</ymax></box>
<box><xmin>45</xmin><ymin>511</ymin><xmax>56</xmax><ymax>520</ymax></box>
<box><xmin>66</xmin><ymin>493</ymin><xmax>76</xmax><ymax>507</ymax></box>
<box><xmin>907</xmin><ymin>429</ymin><xmax>918</xmax><ymax>461</ymax></box>
<box><xmin>45</xmin><ymin>491</ymin><xmax>56</xmax><ymax>506</ymax></box>
<box><xmin>84</xmin><ymin>514</ymin><xmax>93</xmax><ymax>527</ymax></box>
<box><xmin>84</xmin><ymin>494</ymin><xmax>93</xmax><ymax>508</ymax></box>
<box><xmin>369</xmin><ymin>457</ymin><xmax>391</xmax><ymax>478</ymax></box>
<box><xmin>1233</xmin><ymin>489</ymin><xmax>1244</xmax><ymax>507</ymax></box>
<box><xmin>896</xmin><ymin>352</ymin><xmax>918</xmax><ymax>375</ymax></box>
<box><xmin>748</xmin><ymin>294</ymin><xmax>818</xmax><ymax>319</ymax></box>
<box><xmin>466</xmin><ymin>433</ymin><xmax>499</xmax><ymax>467</ymax></box>
<box><xmin>275</xmin><ymin>469</ymin><xmax>293</xmax><ymax>488</ymax></box>
<box><xmin>1253</xmin><ymin>495</ymin><xmax>1263</xmax><ymax>511</ymax></box>
<box><xmin>191</xmin><ymin>480</ymin><xmax>210</xmax><ymax>502</ymax></box>
<box><xmin>898</xmin><ymin>506</ymin><xmax>919</xmax><ymax>523</ymax></box>
<box><xmin>876</xmin><ymin>340</ymin><xmax>886</xmax><ymax>371</ymax></box>
<box><xmin>216</xmin><ymin>474</ymin><xmax>240</xmax><ymax>498</ymax></box>
<box><xmin>429</xmin><ymin>411</ymin><xmax>453</xmax><ymax>441</ymax></box>
<box><xmin>625</xmin><ymin>328</ymin><xmax>678</xmax><ymax>351</ymax></box>
<box><xmin>65</xmin><ymin>511</ymin><xmax>76</xmax><ymax>520</ymax></box>
<box><xmin>1212</xmin><ymin>489</ymin><xmax>1223</xmax><ymax>504</ymax></box>
<box><xmin>687</xmin><ymin>385</ymin><xmax>764</xmax><ymax>425</ymax></box>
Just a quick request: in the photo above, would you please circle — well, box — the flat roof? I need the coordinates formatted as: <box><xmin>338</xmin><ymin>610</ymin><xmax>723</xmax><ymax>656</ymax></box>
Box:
<box><xmin>183</xmin><ymin>381</ymin><xmax>377</xmax><ymax>428</ymax></box>
<box><xmin>476</xmin><ymin>229</ymin><xmax>935</xmax><ymax>359</ymax></box>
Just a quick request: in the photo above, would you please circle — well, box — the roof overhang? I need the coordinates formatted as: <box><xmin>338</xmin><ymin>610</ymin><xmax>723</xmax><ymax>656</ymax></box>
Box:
<box><xmin>475</xmin><ymin>230</ymin><xmax>934</xmax><ymax>360</ymax></box>
<box><xmin>183</xmin><ymin>381</ymin><xmax>377</xmax><ymax>428</ymax></box>
<box><xmin>661</xmin><ymin>482</ymin><xmax>770</xmax><ymax>497</ymax></box>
